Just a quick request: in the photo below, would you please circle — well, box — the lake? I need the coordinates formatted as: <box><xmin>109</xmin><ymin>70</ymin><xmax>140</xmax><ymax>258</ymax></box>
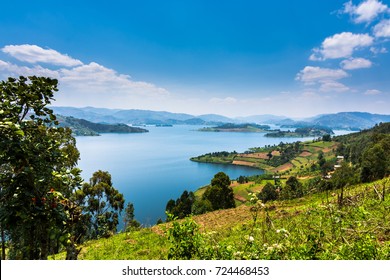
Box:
<box><xmin>75</xmin><ymin>125</ymin><xmax>350</xmax><ymax>226</ymax></box>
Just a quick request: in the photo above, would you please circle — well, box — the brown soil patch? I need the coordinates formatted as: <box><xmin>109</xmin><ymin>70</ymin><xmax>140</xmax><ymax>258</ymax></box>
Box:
<box><xmin>273</xmin><ymin>162</ymin><xmax>293</xmax><ymax>172</ymax></box>
<box><xmin>234</xmin><ymin>194</ymin><xmax>247</xmax><ymax>203</ymax></box>
<box><xmin>299</xmin><ymin>151</ymin><xmax>312</xmax><ymax>157</ymax></box>
<box><xmin>232</xmin><ymin>160</ymin><xmax>256</xmax><ymax>167</ymax></box>
<box><xmin>239</xmin><ymin>151</ymin><xmax>281</xmax><ymax>159</ymax></box>
<box><xmin>238</xmin><ymin>153</ymin><xmax>268</xmax><ymax>159</ymax></box>
<box><xmin>151</xmin><ymin>205</ymin><xmax>253</xmax><ymax>235</ymax></box>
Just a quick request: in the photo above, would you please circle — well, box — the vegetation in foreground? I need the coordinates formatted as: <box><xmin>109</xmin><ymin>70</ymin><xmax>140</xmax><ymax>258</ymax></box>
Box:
<box><xmin>51</xmin><ymin>177</ymin><xmax>390</xmax><ymax>260</ymax></box>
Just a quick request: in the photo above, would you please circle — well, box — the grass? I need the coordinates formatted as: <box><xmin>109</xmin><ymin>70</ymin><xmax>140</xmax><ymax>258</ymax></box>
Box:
<box><xmin>52</xmin><ymin>177</ymin><xmax>390</xmax><ymax>260</ymax></box>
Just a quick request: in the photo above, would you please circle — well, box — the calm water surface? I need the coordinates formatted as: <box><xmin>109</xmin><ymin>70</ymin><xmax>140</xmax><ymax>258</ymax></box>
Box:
<box><xmin>75</xmin><ymin>125</ymin><xmax>349</xmax><ymax>226</ymax></box>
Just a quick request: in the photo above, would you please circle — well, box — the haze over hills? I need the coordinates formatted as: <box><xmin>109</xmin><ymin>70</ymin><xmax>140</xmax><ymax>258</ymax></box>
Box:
<box><xmin>50</xmin><ymin>106</ymin><xmax>390</xmax><ymax>130</ymax></box>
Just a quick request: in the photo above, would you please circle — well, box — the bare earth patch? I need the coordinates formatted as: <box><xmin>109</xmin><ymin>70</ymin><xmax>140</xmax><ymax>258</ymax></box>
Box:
<box><xmin>299</xmin><ymin>151</ymin><xmax>312</xmax><ymax>157</ymax></box>
<box><xmin>234</xmin><ymin>194</ymin><xmax>247</xmax><ymax>203</ymax></box>
<box><xmin>273</xmin><ymin>162</ymin><xmax>293</xmax><ymax>172</ymax></box>
<box><xmin>238</xmin><ymin>153</ymin><xmax>268</xmax><ymax>159</ymax></box>
<box><xmin>232</xmin><ymin>160</ymin><xmax>256</xmax><ymax>167</ymax></box>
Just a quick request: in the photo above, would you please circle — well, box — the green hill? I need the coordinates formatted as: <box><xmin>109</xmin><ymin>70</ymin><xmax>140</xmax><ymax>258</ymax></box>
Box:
<box><xmin>51</xmin><ymin>177</ymin><xmax>390</xmax><ymax>260</ymax></box>
<box><xmin>56</xmin><ymin>115</ymin><xmax>149</xmax><ymax>136</ymax></box>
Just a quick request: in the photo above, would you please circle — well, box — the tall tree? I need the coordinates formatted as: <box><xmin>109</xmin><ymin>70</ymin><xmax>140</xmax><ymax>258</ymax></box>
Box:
<box><xmin>123</xmin><ymin>202</ymin><xmax>140</xmax><ymax>230</ymax></box>
<box><xmin>165</xmin><ymin>190</ymin><xmax>195</xmax><ymax>220</ymax></box>
<box><xmin>202</xmin><ymin>172</ymin><xmax>235</xmax><ymax>210</ymax></box>
<box><xmin>78</xmin><ymin>170</ymin><xmax>125</xmax><ymax>239</ymax></box>
<box><xmin>0</xmin><ymin>76</ymin><xmax>82</xmax><ymax>259</ymax></box>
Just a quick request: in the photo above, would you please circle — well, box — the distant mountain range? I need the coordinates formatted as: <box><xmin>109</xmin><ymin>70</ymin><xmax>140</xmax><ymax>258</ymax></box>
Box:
<box><xmin>51</xmin><ymin>106</ymin><xmax>390</xmax><ymax>130</ymax></box>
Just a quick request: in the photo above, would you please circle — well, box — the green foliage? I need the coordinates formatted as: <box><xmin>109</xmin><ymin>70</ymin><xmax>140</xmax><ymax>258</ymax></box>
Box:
<box><xmin>203</xmin><ymin>172</ymin><xmax>235</xmax><ymax>211</ymax></box>
<box><xmin>281</xmin><ymin>176</ymin><xmax>304</xmax><ymax>199</ymax></box>
<box><xmin>360</xmin><ymin>135</ymin><xmax>390</xmax><ymax>182</ymax></box>
<box><xmin>56</xmin><ymin>178</ymin><xmax>390</xmax><ymax>260</ymax></box>
<box><xmin>322</xmin><ymin>134</ymin><xmax>332</xmax><ymax>142</ymax></box>
<box><xmin>0</xmin><ymin>76</ymin><xmax>83</xmax><ymax>259</ymax></box>
<box><xmin>258</xmin><ymin>182</ymin><xmax>278</xmax><ymax>202</ymax></box>
<box><xmin>166</xmin><ymin>215</ymin><xmax>202</xmax><ymax>260</ymax></box>
<box><xmin>237</xmin><ymin>175</ymin><xmax>248</xmax><ymax>184</ymax></box>
<box><xmin>191</xmin><ymin>199</ymin><xmax>213</xmax><ymax>215</ymax></box>
<box><xmin>165</xmin><ymin>190</ymin><xmax>195</xmax><ymax>220</ymax></box>
<box><xmin>265</xmin><ymin>126</ymin><xmax>333</xmax><ymax>138</ymax></box>
<box><xmin>76</xmin><ymin>170</ymin><xmax>125</xmax><ymax>239</ymax></box>
<box><xmin>123</xmin><ymin>202</ymin><xmax>140</xmax><ymax>231</ymax></box>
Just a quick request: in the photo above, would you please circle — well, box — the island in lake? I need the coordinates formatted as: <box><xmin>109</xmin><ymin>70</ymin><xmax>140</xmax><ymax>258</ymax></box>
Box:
<box><xmin>198</xmin><ymin>123</ymin><xmax>334</xmax><ymax>138</ymax></box>
<box><xmin>264</xmin><ymin>126</ymin><xmax>334</xmax><ymax>138</ymax></box>
<box><xmin>199</xmin><ymin>123</ymin><xmax>271</xmax><ymax>132</ymax></box>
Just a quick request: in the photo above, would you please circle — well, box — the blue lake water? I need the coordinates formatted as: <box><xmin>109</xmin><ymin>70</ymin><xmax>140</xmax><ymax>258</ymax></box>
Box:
<box><xmin>75</xmin><ymin>125</ymin><xmax>350</xmax><ymax>226</ymax></box>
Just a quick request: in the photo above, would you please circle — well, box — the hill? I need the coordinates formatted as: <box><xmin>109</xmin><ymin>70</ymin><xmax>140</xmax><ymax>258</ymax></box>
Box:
<box><xmin>51</xmin><ymin>106</ymin><xmax>229</xmax><ymax>125</ymax></box>
<box><xmin>311</xmin><ymin>112</ymin><xmax>390</xmax><ymax>130</ymax></box>
<box><xmin>56</xmin><ymin>115</ymin><xmax>149</xmax><ymax>136</ymax></box>
<box><xmin>51</xmin><ymin>106</ymin><xmax>390</xmax><ymax>130</ymax></box>
<box><xmin>51</xmin><ymin>177</ymin><xmax>390</xmax><ymax>260</ymax></box>
<box><xmin>266</xmin><ymin>112</ymin><xmax>390</xmax><ymax>131</ymax></box>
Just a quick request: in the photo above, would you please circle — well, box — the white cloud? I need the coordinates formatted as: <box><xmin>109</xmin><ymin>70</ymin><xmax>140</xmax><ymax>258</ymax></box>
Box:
<box><xmin>342</xmin><ymin>0</ymin><xmax>389</xmax><ymax>24</ymax></box>
<box><xmin>320</xmin><ymin>81</ymin><xmax>350</xmax><ymax>92</ymax></box>
<box><xmin>0</xmin><ymin>45</ymin><xmax>169</xmax><ymax>98</ymax></box>
<box><xmin>364</xmin><ymin>89</ymin><xmax>382</xmax><ymax>94</ymax></box>
<box><xmin>2</xmin><ymin>44</ymin><xmax>83</xmax><ymax>67</ymax></box>
<box><xmin>340</xmin><ymin>57</ymin><xmax>373</xmax><ymax>69</ymax></box>
<box><xmin>311</xmin><ymin>32</ymin><xmax>374</xmax><ymax>60</ymax></box>
<box><xmin>0</xmin><ymin>59</ymin><xmax>60</xmax><ymax>78</ymax></box>
<box><xmin>373</xmin><ymin>19</ymin><xmax>390</xmax><ymax>37</ymax></box>
<box><xmin>296</xmin><ymin>66</ymin><xmax>348</xmax><ymax>84</ymax></box>
<box><xmin>370</xmin><ymin>46</ymin><xmax>388</xmax><ymax>54</ymax></box>
<box><xmin>209</xmin><ymin>97</ymin><xmax>238</xmax><ymax>105</ymax></box>
<box><xmin>59</xmin><ymin>62</ymin><xmax>169</xmax><ymax>95</ymax></box>
<box><xmin>296</xmin><ymin>66</ymin><xmax>350</xmax><ymax>93</ymax></box>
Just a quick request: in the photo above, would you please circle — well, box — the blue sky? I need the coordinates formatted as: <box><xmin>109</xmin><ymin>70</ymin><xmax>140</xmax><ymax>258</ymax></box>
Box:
<box><xmin>0</xmin><ymin>0</ymin><xmax>389</xmax><ymax>117</ymax></box>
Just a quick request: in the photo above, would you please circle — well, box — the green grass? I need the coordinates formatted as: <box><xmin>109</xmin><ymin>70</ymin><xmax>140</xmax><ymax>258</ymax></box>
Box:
<box><xmin>53</xmin><ymin>178</ymin><xmax>390</xmax><ymax>260</ymax></box>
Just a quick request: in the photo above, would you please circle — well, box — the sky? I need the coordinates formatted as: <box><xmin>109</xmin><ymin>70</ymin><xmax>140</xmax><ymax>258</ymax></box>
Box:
<box><xmin>0</xmin><ymin>0</ymin><xmax>389</xmax><ymax>118</ymax></box>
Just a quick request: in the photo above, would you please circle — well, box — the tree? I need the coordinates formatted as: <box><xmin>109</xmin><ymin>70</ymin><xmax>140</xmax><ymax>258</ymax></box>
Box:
<box><xmin>322</xmin><ymin>134</ymin><xmax>332</xmax><ymax>142</ymax></box>
<box><xmin>258</xmin><ymin>182</ymin><xmax>278</xmax><ymax>203</ymax></box>
<box><xmin>0</xmin><ymin>76</ymin><xmax>82</xmax><ymax>259</ymax></box>
<box><xmin>202</xmin><ymin>172</ymin><xmax>235</xmax><ymax>210</ymax></box>
<box><xmin>281</xmin><ymin>176</ymin><xmax>303</xmax><ymax>199</ymax></box>
<box><xmin>78</xmin><ymin>170</ymin><xmax>125</xmax><ymax>239</ymax></box>
<box><xmin>166</xmin><ymin>190</ymin><xmax>195</xmax><ymax>220</ymax></box>
<box><xmin>123</xmin><ymin>202</ymin><xmax>140</xmax><ymax>230</ymax></box>
<box><xmin>237</xmin><ymin>175</ymin><xmax>247</xmax><ymax>184</ymax></box>
<box><xmin>360</xmin><ymin>138</ymin><xmax>390</xmax><ymax>182</ymax></box>
<box><xmin>191</xmin><ymin>199</ymin><xmax>213</xmax><ymax>215</ymax></box>
<box><xmin>331</xmin><ymin>163</ymin><xmax>358</xmax><ymax>206</ymax></box>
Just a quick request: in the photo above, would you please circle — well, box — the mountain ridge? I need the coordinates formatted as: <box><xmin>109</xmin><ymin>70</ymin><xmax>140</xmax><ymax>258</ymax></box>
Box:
<box><xmin>50</xmin><ymin>106</ymin><xmax>390</xmax><ymax>130</ymax></box>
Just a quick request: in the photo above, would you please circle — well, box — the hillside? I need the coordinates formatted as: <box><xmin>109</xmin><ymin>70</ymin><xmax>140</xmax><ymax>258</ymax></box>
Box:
<box><xmin>192</xmin><ymin>122</ymin><xmax>390</xmax><ymax>178</ymax></box>
<box><xmin>56</xmin><ymin>115</ymin><xmax>149</xmax><ymax>136</ymax></box>
<box><xmin>51</xmin><ymin>177</ymin><xmax>390</xmax><ymax>260</ymax></box>
<box><xmin>191</xmin><ymin>139</ymin><xmax>338</xmax><ymax>175</ymax></box>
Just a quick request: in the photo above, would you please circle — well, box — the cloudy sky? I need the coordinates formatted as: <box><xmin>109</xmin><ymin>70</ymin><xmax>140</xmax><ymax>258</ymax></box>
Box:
<box><xmin>0</xmin><ymin>0</ymin><xmax>389</xmax><ymax>118</ymax></box>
